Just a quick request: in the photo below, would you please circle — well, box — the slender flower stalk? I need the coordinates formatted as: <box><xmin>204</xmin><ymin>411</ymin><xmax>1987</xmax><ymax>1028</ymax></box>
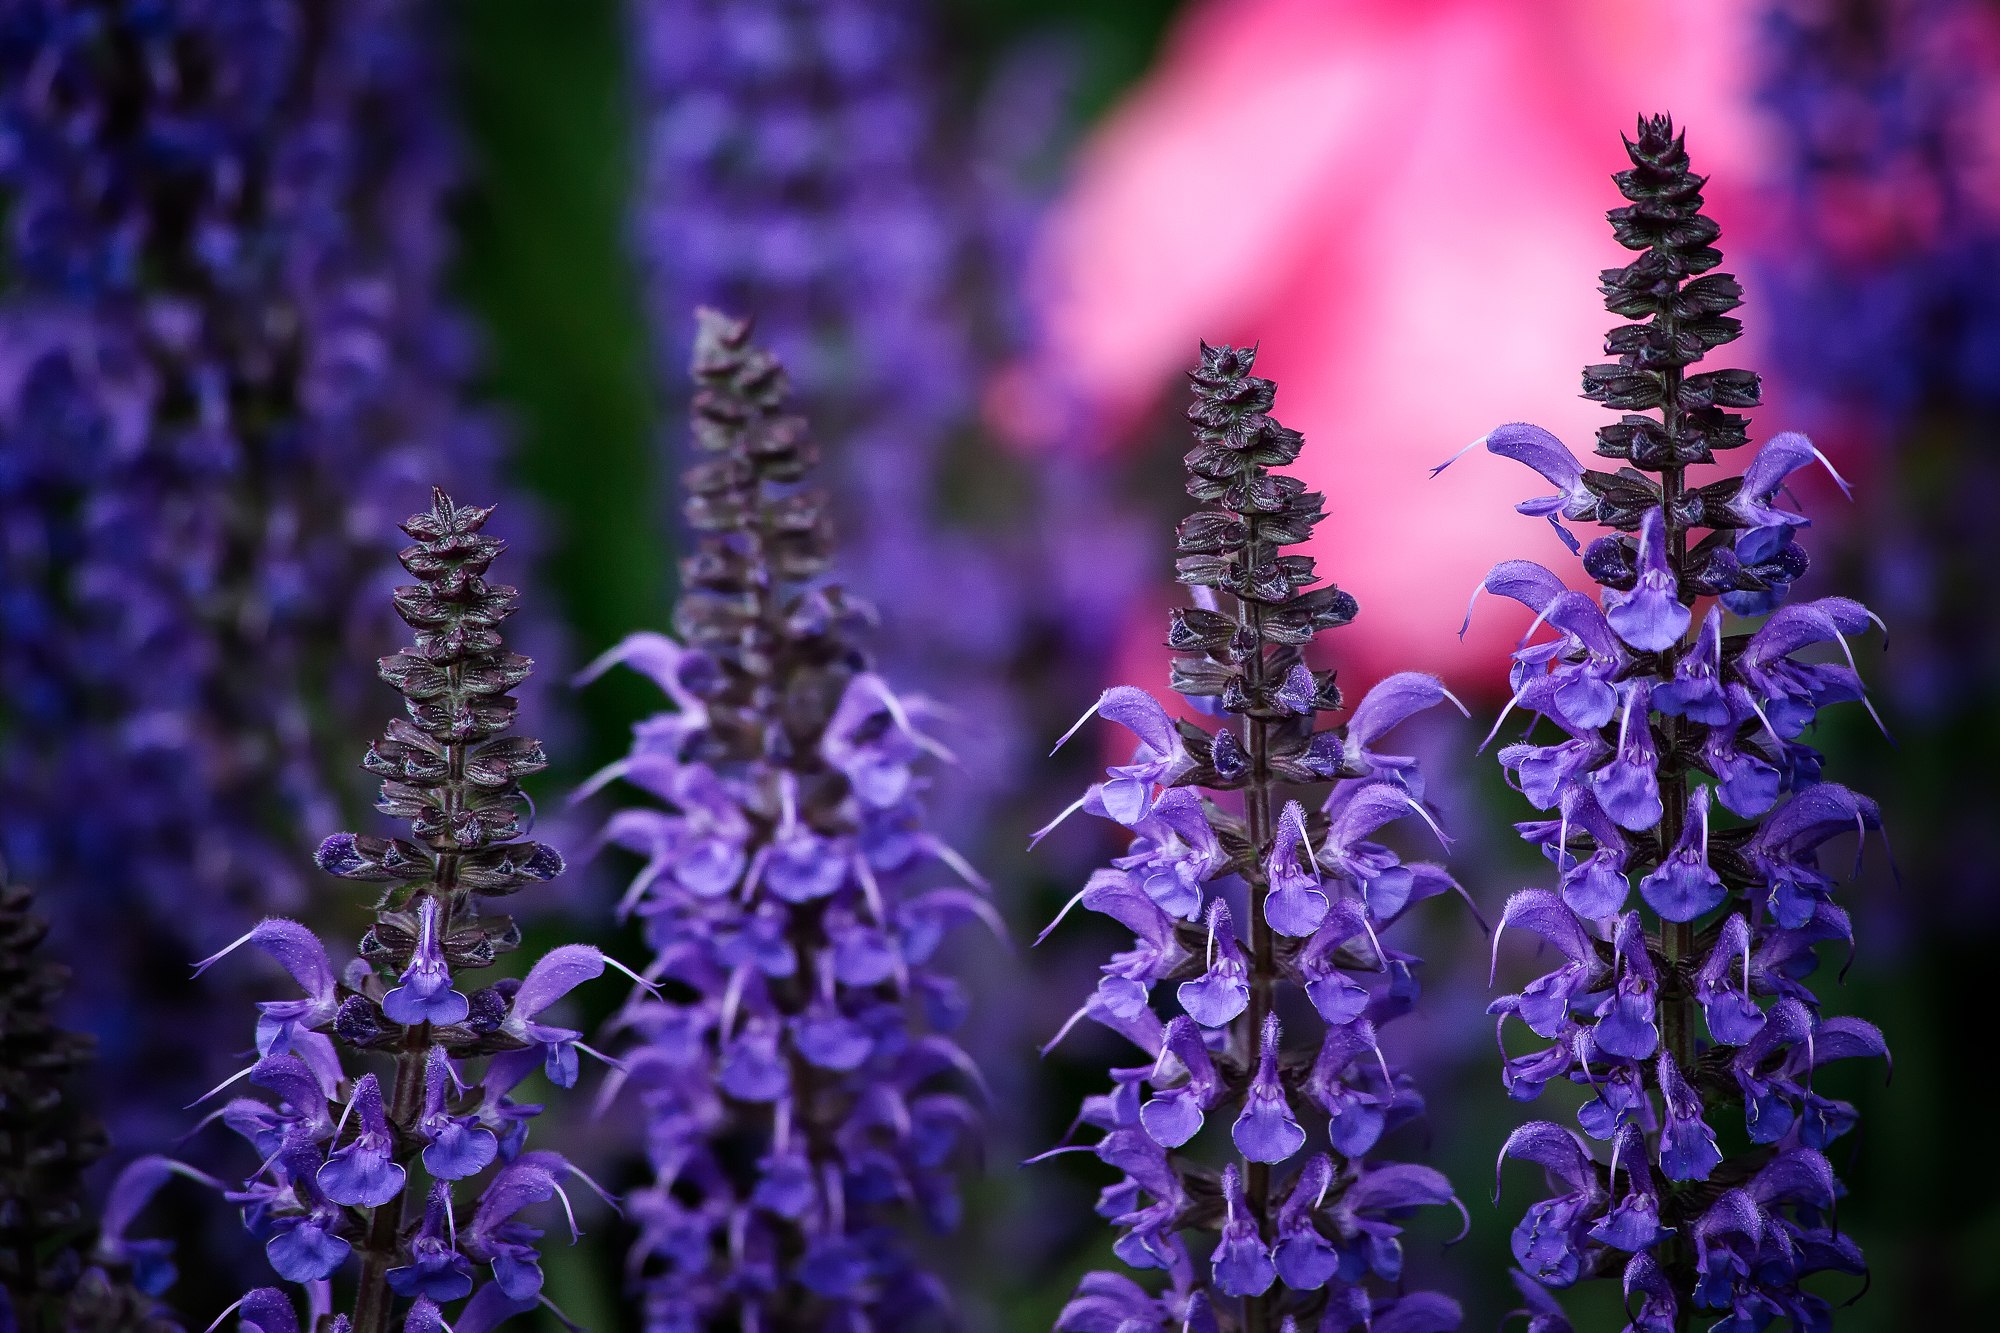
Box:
<box><xmin>582</xmin><ymin>310</ymin><xmax>990</xmax><ymax>1330</ymax></box>
<box><xmin>1451</xmin><ymin>116</ymin><xmax>1889</xmax><ymax>1330</ymax></box>
<box><xmin>186</xmin><ymin>492</ymin><xmax>613</xmax><ymax>1333</ymax></box>
<box><xmin>0</xmin><ymin>0</ymin><xmax>551</xmax><ymax>1144</ymax></box>
<box><xmin>1037</xmin><ymin>343</ymin><xmax>1472</xmax><ymax>1333</ymax></box>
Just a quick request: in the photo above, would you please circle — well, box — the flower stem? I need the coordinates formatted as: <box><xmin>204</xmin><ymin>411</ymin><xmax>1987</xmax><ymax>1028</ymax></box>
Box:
<box><xmin>1239</xmin><ymin>538</ymin><xmax>1276</xmax><ymax>1333</ymax></box>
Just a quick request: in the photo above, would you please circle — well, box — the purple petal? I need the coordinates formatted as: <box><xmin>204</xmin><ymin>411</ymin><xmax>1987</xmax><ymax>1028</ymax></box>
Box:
<box><xmin>509</xmin><ymin>944</ymin><xmax>609</xmax><ymax>1020</ymax></box>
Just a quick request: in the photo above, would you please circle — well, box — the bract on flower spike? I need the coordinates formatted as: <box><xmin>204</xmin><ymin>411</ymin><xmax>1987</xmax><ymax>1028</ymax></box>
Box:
<box><xmin>1039</xmin><ymin>341</ymin><xmax>1474</xmax><ymax>1333</ymax></box>
<box><xmin>1465</xmin><ymin>115</ymin><xmax>1889</xmax><ymax>1327</ymax></box>
<box><xmin>580</xmin><ymin>310</ymin><xmax>988</xmax><ymax>1330</ymax></box>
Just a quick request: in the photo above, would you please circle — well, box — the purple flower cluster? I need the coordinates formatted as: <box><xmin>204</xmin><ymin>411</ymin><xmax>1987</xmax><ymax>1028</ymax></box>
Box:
<box><xmin>583</xmin><ymin>312</ymin><xmax>989</xmax><ymax>1329</ymax></box>
<box><xmin>1039</xmin><ymin>344</ymin><xmax>1470</xmax><ymax>1333</ymax></box>
<box><xmin>626</xmin><ymin>0</ymin><xmax>1144</xmax><ymax>827</ymax></box>
<box><xmin>0</xmin><ymin>0</ymin><xmax>546</xmax><ymax>1118</ymax></box>
<box><xmin>187</xmin><ymin>492</ymin><xmax>610</xmax><ymax>1333</ymax></box>
<box><xmin>1456</xmin><ymin>118</ymin><xmax>1889</xmax><ymax>1328</ymax></box>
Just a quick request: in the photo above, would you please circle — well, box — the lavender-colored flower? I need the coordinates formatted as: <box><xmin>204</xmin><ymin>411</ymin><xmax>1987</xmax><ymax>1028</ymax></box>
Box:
<box><xmin>1038</xmin><ymin>344</ymin><xmax>1471</xmax><ymax>1333</ymax></box>
<box><xmin>0</xmin><ymin>0</ymin><xmax>555</xmax><ymax>1151</ymax></box>
<box><xmin>1456</xmin><ymin>116</ymin><xmax>1887</xmax><ymax>1324</ymax></box>
<box><xmin>583</xmin><ymin>312</ymin><xmax>989</xmax><ymax>1329</ymax></box>
<box><xmin>183</xmin><ymin>492</ymin><xmax>611</xmax><ymax>1333</ymax></box>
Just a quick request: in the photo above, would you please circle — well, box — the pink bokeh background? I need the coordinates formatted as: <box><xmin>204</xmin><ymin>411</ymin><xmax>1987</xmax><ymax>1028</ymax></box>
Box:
<box><xmin>1006</xmin><ymin>0</ymin><xmax>1783</xmax><ymax>697</ymax></box>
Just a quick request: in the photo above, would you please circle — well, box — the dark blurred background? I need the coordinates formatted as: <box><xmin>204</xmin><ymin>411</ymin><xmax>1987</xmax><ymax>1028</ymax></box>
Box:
<box><xmin>3</xmin><ymin>0</ymin><xmax>1995</xmax><ymax>1328</ymax></box>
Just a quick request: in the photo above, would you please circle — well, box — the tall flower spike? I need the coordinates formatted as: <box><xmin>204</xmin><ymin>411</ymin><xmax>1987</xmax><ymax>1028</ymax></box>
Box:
<box><xmin>180</xmin><ymin>492</ymin><xmax>603</xmax><ymax>1333</ymax></box>
<box><xmin>1473</xmin><ymin>117</ymin><xmax>1887</xmax><ymax>1326</ymax></box>
<box><xmin>582</xmin><ymin>312</ymin><xmax>986</xmax><ymax>1329</ymax></box>
<box><xmin>1039</xmin><ymin>343</ymin><xmax>1470</xmax><ymax>1333</ymax></box>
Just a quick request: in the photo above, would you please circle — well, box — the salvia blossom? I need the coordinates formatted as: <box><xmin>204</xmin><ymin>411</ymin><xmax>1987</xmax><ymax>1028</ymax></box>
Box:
<box><xmin>0</xmin><ymin>869</ymin><xmax>181</xmax><ymax>1331</ymax></box>
<box><xmin>583</xmin><ymin>310</ymin><xmax>989</xmax><ymax>1329</ymax></box>
<box><xmin>626</xmin><ymin>0</ymin><xmax>1145</xmax><ymax>828</ymax></box>
<box><xmin>1038</xmin><ymin>343</ymin><xmax>1471</xmax><ymax>1333</ymax></box>
<box><xmin>1450</xmin><ymin>116</ymin><xmax>1889</xmax><ymax>1327</ymax></box>
<box><xmin>0</xmin><ymin>0</ymin><xmax>550</xmax><ymax>1132</ymax></box>
<box><xmin>188</xmin><ymin>492</ymin><xmax>610</xmax><ymax>1333</ymax></box>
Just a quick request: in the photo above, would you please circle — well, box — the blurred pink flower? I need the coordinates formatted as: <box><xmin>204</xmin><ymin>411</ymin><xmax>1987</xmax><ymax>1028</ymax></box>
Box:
<box><xmin>1016</xmin><ymin>0</ymin><xmax>1766</xmax><ymax>693</ymax></box>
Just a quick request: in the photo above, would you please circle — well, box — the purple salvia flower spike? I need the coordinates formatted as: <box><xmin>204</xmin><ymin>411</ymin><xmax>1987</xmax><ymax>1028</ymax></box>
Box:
<box><xmin>578</xmin><ymin>314</ymin><xmax>985</xmax><ymax>1325</ymax></box>
<box><xmin>1040</xmin><ymin>343</ymin><xmax>1469</xmax><ymax>1331</ymax></box>
<box><xmin>152</xmin><ymin>494</ymin><xmax>605</xmax><ymax>1332</ymax></box>
<box><xmin>1478</xmin><ymin>117</ymin><xmax>1887</xmax><ymax>1325</ymax></box>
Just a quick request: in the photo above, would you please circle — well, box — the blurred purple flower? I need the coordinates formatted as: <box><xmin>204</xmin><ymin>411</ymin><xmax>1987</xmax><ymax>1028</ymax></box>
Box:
<box><xmin>625</xmin><ymin>0</ymin><xmax>1147</xmax><ymax>831</ymax></box>
<box><xmin>1754</xmin><ymin>0</ymin><xmax>2000</xmax><ymax>710</ymax></box>
<box><xmin>0</xmin><ymin>0</ymin><xmax>558</xmax><ymax>1150</ymax></box>
<box><xmin>583</xmin><ymin>313</ymin><xmax>989</xmax><ymax>1328</ymax></box>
